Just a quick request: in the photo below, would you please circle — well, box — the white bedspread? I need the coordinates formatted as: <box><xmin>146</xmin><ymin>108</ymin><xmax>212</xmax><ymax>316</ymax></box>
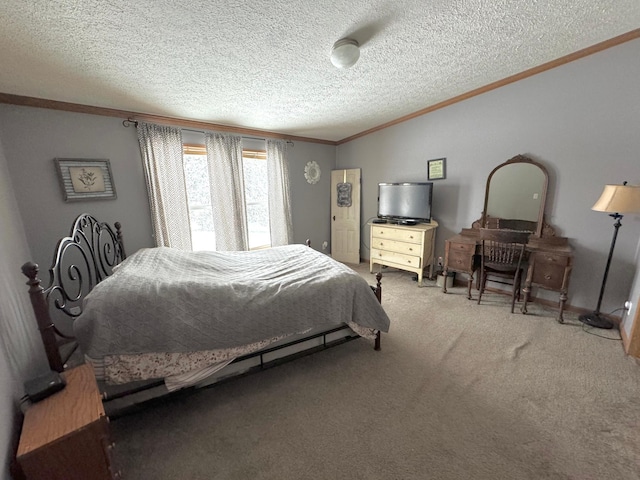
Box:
<box><xmin>75</xmin><ymin>245</ymin><xmax>390</xmax><ymax>361</ymax></box>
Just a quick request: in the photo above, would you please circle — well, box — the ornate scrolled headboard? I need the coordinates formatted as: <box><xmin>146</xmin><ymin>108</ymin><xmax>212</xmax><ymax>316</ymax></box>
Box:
<box><xmin>21</xmin><ymin>213</ymin><xmax>126</xmax><ymax>372</ymax></box>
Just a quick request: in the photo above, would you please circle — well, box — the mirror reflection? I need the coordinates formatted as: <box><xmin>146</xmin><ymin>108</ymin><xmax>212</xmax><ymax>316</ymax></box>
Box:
<box><xmin>487</xmin><ymin>164</ymin><xmax>545</xmax><ymax>222</ymax></box>
<box><xmin>483</xmin><ymin>155</ymin><xmax>548</xmax><ymax>236</ymax></box>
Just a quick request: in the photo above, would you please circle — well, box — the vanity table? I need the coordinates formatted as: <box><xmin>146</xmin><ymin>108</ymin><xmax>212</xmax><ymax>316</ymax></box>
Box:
<box><xmin>442</xmin><ymin>154</ymin><xmax>573</xmax><ymax>322</ymax></box>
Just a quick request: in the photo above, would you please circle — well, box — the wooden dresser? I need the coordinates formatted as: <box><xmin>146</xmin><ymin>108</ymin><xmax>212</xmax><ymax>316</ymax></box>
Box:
<box><xmin>369</xmin><ymin>220</ymin><xmax>439</xmax><ymax>286</ymax></box>
<box><xmin>17</xmin><ymin>364</ymin><xmax>119</xmax><ymax>480</ymax></box>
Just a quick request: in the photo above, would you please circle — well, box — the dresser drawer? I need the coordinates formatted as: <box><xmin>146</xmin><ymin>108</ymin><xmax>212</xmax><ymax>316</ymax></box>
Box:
<box><xmin>529</xmin><ymin>251</ymin><xmax>571</xmax><ymax>290</ymax></box>
<box><xmin>371</xmin><ymin>227</ymin><xmax>422</xmax><ymax>244</ymax></box>
<box><xmin>531</xmin><ymin>263</ymin><xmax>567</xmax><ymax>290</ymax></box>
<box><xmin>445</xmin><ymin>240</ymin><xmax>476</xmax><ymax>272</ymax></box>
<box><xmin>448</xmin><ymin>241</ymin><xmax>475</xmax><ymax>254</ymax></box>
<box><xmin>532</xmin><ymin>252</ymin><xmax>571</xmax><ymax>267</ymax></box>
<box><xmin>371</xmin><ymin>248</ymin><xmax>422</xmax><ymax>269</ymax></box>
<box><xmin>371</xmin><ymin>238</ymin><xmax>421</xmax><ymax>256</ymax></box>
<box><xmin>447</xmin><ymin>250</ymin><xmax>475</xmax><ymax>271</ymax></box>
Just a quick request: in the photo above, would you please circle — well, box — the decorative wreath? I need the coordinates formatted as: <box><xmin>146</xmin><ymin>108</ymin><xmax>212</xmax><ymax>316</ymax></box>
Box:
<box><xmin>304</xmin><ymin>161</ymin><xmax>321</xmax><ymax>184</ymax></box>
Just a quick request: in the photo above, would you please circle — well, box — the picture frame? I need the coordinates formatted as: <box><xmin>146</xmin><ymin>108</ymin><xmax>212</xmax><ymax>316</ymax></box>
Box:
<box><xmin>427</xmin><ymin>158</ymin><xmax>446</xmax><ymax>180</ymax></box>
<box><xmin>54</xmin><ymin>158</ymin><xmax>117</xmax><ymax>201</ymax></box>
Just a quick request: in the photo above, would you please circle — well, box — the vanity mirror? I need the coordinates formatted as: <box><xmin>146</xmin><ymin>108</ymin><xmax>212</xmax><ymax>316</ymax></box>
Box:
<box><xmin>481</xmin><ymin>154</ymin><xmax>548</xmax><ymax>236</ymax></box>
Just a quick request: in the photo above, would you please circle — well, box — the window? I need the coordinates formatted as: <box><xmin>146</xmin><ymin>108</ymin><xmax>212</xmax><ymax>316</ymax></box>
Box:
<box><xmin>183</xmin><ymin>151</ymin><xmax>214</xmax><ymax>251</ymax></box>
<box><xmin>242</xmin><ymin>153</ymin><xmax>271</xmax><ymax>249</ymax></box>
<box><xmin>183</xmin><ymin>145</ymin><xmax>270</xmax><ymax>251</ymax></box>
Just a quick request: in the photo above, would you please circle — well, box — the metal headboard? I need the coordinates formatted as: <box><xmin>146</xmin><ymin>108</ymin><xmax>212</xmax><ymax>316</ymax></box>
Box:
<box><xmin>22</xmin><ymin>213</ymin><xmax>126</xmax><ymax>372</ymax></box>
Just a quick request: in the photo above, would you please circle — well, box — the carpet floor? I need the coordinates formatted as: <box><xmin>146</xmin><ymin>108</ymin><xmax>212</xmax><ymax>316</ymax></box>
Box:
<box><xmin>110</xmin><ymin>264</ymin><xmax>640</xmax><ymax>479</ymax></box>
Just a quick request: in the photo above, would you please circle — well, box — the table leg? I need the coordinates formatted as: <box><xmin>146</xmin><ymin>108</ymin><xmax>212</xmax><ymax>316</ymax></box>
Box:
<box><xmin>521</xmin><ymin>286</ymin><xmax>530</xmax><ymax>314</ymax></box>
<box><xmin>557</xmin><ymin>291</ymin><xmax>567</xmax><ymax>324</ymax></box>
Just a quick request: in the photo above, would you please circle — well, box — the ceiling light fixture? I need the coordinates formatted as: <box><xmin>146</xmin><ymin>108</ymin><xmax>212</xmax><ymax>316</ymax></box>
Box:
<box><xmin>330</xmin><ymin>38</ymin><xmax>360</xmax><ymax>69</ymax></box>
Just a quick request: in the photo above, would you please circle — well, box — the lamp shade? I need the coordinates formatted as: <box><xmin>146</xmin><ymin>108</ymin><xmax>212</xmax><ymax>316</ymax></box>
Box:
<box><xmin>592</xmin><ymin>184</ymin><xmax>640</xmax><ymax>214</ymax></box>
<box><xmin>330</xmin><ymin>38</ymin><xmax>360</xmax><ymax>69</ymax></box>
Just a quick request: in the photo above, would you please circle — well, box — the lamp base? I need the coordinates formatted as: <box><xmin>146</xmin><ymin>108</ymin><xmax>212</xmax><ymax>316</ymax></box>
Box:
<box><xmin>578</xmin><ymin>312</ymin><xmax>614</xmax><ymax>329</ymax></box>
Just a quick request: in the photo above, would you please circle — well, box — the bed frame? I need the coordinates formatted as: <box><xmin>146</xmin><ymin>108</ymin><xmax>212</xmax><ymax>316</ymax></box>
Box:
<box><xmin>22</xmin><ymin>214</ymin><xmax>383</xmax><ymax>406</ymax></box>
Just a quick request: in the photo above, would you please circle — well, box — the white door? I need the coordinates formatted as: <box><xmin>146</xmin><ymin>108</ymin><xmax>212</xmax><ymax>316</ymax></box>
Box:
<box><xmin>331</xmin><ymin>169</ymin><xmax>361</xmax><ymax>264</ymax></box>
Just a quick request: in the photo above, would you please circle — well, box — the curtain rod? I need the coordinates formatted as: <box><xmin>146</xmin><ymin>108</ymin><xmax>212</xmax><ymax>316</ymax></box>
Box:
<box><xmin>123</xmin><ymin>118</ymin><xmax>294</xmax><ymax>145</ymax></box>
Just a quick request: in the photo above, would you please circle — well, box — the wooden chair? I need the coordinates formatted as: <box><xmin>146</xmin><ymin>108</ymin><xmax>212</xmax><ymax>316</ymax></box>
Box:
<box><xmin>477</xmin><ymin>229</ymin><xmax>530</xmax><ymax>313</ymax></box>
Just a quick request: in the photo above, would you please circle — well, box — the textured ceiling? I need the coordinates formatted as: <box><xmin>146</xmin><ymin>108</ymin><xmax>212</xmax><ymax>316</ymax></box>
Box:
<box><xmin>0</xmin><ymin>1</ymin><xmax>639</xmax><ymax>142</ymax></box>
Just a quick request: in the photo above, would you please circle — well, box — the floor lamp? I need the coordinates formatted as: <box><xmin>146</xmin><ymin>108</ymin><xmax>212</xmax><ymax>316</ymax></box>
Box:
<box><xmin>578</xmin><ymin>182</ymin><xmax>640</xmax><ymax>329</ymax></box>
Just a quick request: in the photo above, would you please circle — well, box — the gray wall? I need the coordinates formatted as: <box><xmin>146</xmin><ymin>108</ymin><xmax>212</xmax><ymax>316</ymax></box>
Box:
<box><xmin>0</xmin><ymin>107</ymin><xmax>155</xmax><ymax>271</ymax></box>
<box><xmin>0</xmin><ymin>106</ymin><xmax>337</xmax><ymax>273</ymax></box>
<box><xmin>288</xmin><ymin>142</ymin><xmax>336</xmax><ymax>250</ymax></box>
<box><xmin>337</xmin><ymin>38</ymin><xmax>640</xmax><ymax>314</ymax></box>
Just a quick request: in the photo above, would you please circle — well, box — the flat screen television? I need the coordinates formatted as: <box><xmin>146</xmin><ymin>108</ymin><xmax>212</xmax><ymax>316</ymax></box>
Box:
<box><xmin>377</xmin><ymin>182</ymin><xmax>433</xmax><ymax>224</ymax></box>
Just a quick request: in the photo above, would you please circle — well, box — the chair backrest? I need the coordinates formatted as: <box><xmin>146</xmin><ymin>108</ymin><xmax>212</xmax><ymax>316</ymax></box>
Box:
<box><xmin>479</xmin><ymin>228</ymin><xmax>529</xmax><ymax>267</ymax></box>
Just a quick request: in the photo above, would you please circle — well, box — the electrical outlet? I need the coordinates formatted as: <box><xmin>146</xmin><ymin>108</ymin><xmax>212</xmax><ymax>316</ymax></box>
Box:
<box><xmin>322</xmin><ymin>241</ymin><xmax>328</xmax><ymax>250</ymax></box>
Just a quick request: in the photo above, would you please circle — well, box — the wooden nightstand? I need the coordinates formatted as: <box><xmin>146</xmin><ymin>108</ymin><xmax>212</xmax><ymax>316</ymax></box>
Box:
<box><xmin>17</xmin><ymin>364</ymin><xmax>119</xmax><ymax>480</ymax></box>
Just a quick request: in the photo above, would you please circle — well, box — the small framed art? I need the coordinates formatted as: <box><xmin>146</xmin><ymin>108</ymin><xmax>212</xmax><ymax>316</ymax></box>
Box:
<box><xmin>54</xmin><ymin>158</ymin><xmax>117</xmax><ymax>201</ymax></box>
<box><xmin>427</xmin><ymin>158</ymin><xmax>446</xmax><ymax>180</ymax></box>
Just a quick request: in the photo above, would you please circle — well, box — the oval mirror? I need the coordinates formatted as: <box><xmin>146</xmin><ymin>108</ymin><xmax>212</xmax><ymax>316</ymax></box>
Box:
<box><xmin>482</xmin><ymin>155</ymin><xmax>548</xmax><ymax>236</ymax></box>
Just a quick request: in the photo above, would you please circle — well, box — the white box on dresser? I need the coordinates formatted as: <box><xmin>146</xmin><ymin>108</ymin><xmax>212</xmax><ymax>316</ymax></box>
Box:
<box><xmin>369</xmin><ymin>220</ymin><xmax>439</xmax><ymax>286</ymax></box>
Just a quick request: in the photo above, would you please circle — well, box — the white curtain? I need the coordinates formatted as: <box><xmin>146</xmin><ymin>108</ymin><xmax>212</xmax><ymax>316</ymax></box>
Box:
<box><xmin>137</xmin><ymin>122</ymin><xmax>192</xmax><ymax>250</ymax></box>
<box><xmin>267</xmin><ymin>139</ymin><xmax>293</xmax><ymax>246</ymax></box>
<box><xmin>205</xmin><ymin>133</ymin><xmax>249</xmax><ymax>251</ymax></box>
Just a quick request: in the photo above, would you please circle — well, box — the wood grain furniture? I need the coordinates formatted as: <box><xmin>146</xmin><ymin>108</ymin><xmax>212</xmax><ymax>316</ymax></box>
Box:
<box><xmin>21</xmin><ymin>214</ymin><xmax>388</xmax><ymax>409</ymax></box>
<box><xmin>443</xmin><ymin>234</ymin><xmax>479</xmax><ymax>299</ymax></box>
<box><xmin>477</xmin><ymin>229</ymin><xmax>529</xmax><ymax>313</ymax></box>
<box><xmin>17</xmin><ymin>364</ymin><xmax>119</xmax><ymax>480</ymax></box>
<box><xmin>369</xmin><ymin>220</ymin><xmax>439</xmax><ymax>286</ymax></box>
<box><xmin>522</xmin><ymin>237</ymin><xmax>573</xmax><ymax>320</ymax></box>
<box><xmin>442</xmin><ymin>155</ymin><xmax>573</xmax><ymax>322</ymax></box>
<box><xmin>443</xmin><ymin>231</ymin><xmax>573</xmax><ymax>321</ymax></box>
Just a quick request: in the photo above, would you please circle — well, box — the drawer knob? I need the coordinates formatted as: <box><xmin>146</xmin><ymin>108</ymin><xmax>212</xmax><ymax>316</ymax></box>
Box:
<box><xmin>379</xmin><ymin>242</ymin><xmax>384</xmax><ymax>246</ymax></box>
<box><xmin>545</xmin><ymin>274</ymin><xmax>552</xmax><ymax>280</ymax></box>
<box><xmin>409</xmin><ymin>248</ymin><xmax>413</xmax><ymax>251</ymax></box>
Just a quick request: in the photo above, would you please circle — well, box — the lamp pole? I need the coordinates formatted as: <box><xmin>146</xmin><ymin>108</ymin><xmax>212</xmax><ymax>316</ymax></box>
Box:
<box><xmin>579</xmin><ymin>212</ymin><xmax>623</xmax><ymax>329</ymax></box>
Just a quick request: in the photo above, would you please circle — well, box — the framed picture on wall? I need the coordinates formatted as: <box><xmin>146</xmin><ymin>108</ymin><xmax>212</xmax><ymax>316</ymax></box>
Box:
<box><xmin>427</xmin><ymin>158</ymin><xmax>446</xmax><ymax>180</ymax></box>
<box><xmin>54</xmin><ymin>158</ymin><xmax>117</xmax><ymax>201</ymax></box>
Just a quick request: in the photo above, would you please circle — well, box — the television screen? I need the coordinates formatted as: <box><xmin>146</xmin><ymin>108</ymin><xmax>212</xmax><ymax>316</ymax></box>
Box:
<box><xmin>378</xmin><ymin>182</ymin><xmax>433</xmax><ymax>223</ymax></box>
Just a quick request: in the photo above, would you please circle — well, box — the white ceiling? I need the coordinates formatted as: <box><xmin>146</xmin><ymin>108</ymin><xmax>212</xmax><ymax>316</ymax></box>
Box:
<box><xmin>1</xmin><ymin>1</ymin><xmax>639</xmax><ymax>142</ymax></box>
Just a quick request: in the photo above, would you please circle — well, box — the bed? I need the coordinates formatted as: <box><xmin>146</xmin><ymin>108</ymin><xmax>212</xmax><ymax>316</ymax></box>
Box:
<box><xmin>22</xmin><ymin>214</ymin><xmax>390</xmax><ymax>410</ymax></box>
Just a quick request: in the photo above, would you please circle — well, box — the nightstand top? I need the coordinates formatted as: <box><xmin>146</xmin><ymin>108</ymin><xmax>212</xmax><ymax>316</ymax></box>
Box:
<box><xmin>18</xmin><ymin>364</ymin><xmax>104</xmax><ymax>457</ymax></box>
